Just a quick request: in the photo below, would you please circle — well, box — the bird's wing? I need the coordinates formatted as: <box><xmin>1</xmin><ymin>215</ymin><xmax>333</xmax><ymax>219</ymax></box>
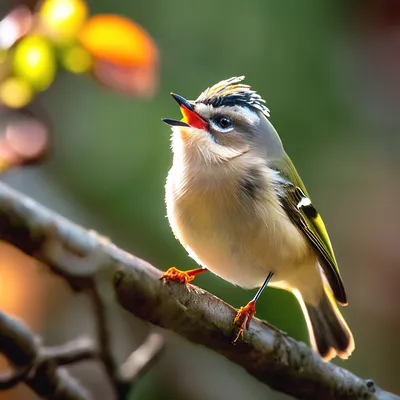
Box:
<box><xmin>272</xmin><ymin>153</ymin><xmax>347</xmax><ymax>305</ymax></box>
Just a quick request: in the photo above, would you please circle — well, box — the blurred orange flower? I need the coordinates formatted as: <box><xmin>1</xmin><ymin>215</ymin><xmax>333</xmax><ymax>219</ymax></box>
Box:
<box><xmin>79</xmin><ymin>14</ymin><xmax>159</xmax><ymax>96</ymax></box>
<box><xmin>79</xmin><ymin>14</ymin><xmax>157</xmax><ymax>67</ymax></box>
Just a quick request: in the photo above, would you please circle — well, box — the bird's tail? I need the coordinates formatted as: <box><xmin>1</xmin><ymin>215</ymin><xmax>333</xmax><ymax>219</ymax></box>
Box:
<box><xmin>293</xmin><ymin>285</ymin><xmax>355</xmax><ymax>361</ymax></box>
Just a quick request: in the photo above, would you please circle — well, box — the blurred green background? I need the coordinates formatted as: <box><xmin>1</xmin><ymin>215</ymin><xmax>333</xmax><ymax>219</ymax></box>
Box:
<box><xmin>2</xmin><ymin>0</ymin><xmax>400</xmax><ymax>399</ymax></box>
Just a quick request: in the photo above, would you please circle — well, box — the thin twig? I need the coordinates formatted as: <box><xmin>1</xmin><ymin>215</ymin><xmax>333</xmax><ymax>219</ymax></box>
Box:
<box><xmin>40</xmin><ymin>336</ymin><xmax>98</xmax><ymax>366</ymax></box>
<box><xmin>117</xmin><ymin>332</ymin><xmax>165</xmax><ymax>399</ymax></box>
<box><xmin>88</xmin><ymin>281</ymin><xmax>120</xmax><ymax>394</ymax></box>
<box><xmin>119</xmin><ymin>332</ymin><xmax>164</xmax><ymax>382</ymax></box>
<box><xmin>0</xmin><ymin>363</ymin><xmax>33</xmax><ymax>390</ymax></box>
<box><xmin>0</xmin><ymin>182</ymin><xmax>398</xmax><ymax>400</ymax></box>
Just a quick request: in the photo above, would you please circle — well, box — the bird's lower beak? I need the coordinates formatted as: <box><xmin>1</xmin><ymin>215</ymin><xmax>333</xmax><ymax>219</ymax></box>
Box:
<box><xmin>163</xmin><ymin>93</ymin><xmax>208</xmax><ymax>130</ymax></box>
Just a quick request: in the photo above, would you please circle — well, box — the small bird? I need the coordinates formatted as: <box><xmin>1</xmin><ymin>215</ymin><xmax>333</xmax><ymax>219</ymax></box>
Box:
<box><xmin>162</xmin><ymin>76</ymin><xmax>354</xmax><ymax>361</ymax></box>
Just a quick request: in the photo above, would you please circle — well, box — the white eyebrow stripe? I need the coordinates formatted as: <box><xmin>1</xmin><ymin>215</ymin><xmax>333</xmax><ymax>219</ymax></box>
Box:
<box><xmin>236</xmin><ymin>105</ymin><xmax>260</xmax><ymax>124</ymax></box>
<box><xmin>194</xmin><ymin>103</ymin><xmax>261</xmax><ymax>125</ymax></box>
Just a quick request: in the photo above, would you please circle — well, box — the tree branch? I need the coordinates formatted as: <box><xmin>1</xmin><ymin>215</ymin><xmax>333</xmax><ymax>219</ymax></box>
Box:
<box><xmin>0</xmin><ymin>182</ymin><xmax>398</xmax><ymax>400</ymax></box>
<box><xmin>0</xmin><ymin>311</ymin><xmax>93</xmax><ymax>399</ymax></box>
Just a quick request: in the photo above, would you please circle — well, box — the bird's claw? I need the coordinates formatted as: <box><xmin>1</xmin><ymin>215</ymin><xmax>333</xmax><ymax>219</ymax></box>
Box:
<box><xmin>160</xmin><ymin>267</ymin><xmax>196</xmax><ymax>284</ymax></box>
<box><xmin>232</xmin><ymin>300</ymin><xmax>256</xmax><ymax>342</ymax></box>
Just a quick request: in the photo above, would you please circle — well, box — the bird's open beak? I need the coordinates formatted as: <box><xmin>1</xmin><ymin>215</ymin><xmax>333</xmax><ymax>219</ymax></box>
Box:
<box><xmin>162</xmin><ymin>93</ymin><xmax>208</xmax><ymax>130</ymax></box>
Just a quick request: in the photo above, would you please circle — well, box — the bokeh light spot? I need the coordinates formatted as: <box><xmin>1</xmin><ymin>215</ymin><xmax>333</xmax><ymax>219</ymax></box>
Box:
<box><xmin>79</xmin><ymin>14</ymin><xmax>157</xmax><ymax>67</ymax></box>
<box><xmin>62</xmin><ymin>45</ymin><xmax>92</xmax><ymax>74</ymax></box>
<box><xmin>13</xmin><ymin>35</ymin><xmax>56</xmax><ymax>91</ymax></box>
<box><xmin>39</xmin><ymin>0</ymin><xmax>88</xmax><ymax>43</ymax></box>
<box><xmin>5</xmin><ymin>120</ymin><xmax>48</xmax><ymax>160</ymax></box>
<box><xmin>0</xmin><ymin>76</ymin><xmax>33</xmax><ymax>108</ymax></box>
<box><xmin>0</xmin><ymin>6</ymin><xmax>32</xmax><ymax>50</ymax></box>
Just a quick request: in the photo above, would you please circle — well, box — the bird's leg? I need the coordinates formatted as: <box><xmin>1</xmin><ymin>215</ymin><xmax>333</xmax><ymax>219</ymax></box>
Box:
<box><xmin>233</xmin><ymin>271</ymin><xmax>274</xmax><ymax>342</ymax></box>
<box><xmin>161</xmin><ymin>266</ymin><xmax>207</xmax><ymax>284</ymax></box>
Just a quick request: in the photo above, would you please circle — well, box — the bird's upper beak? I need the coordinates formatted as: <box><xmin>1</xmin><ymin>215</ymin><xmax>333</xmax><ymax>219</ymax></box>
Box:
<box><xmin>163</xmin><ymin>93</ymin><xmax>208</xmax><ymax>130</ymax></box>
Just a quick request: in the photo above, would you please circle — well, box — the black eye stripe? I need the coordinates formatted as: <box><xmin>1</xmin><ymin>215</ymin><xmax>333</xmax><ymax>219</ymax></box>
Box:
<box><xmin>201</xmin><ymin>94</ymin><xmax>269</xmax><ymax>118</ymax></box>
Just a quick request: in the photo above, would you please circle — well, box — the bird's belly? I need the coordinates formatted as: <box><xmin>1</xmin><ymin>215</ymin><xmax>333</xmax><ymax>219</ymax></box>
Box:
<box><xmin>167</xmin><ymin>186</ymin><xmax>311</xmax><ymax>289</ymax></box>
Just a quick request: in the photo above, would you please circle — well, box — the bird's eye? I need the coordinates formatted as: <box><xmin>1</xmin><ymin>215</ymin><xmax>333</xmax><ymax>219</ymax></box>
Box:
<box><xmin>214</xmin><ymin>116</ymin><xmax>232</xmax><ymax>130</ymax></box>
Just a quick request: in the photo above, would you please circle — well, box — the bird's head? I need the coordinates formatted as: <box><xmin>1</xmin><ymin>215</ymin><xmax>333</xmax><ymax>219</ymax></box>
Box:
<box><xmin>163</xmin><ymin>76</ymin><xmax>283</xmax><ymax>164</ymax></box>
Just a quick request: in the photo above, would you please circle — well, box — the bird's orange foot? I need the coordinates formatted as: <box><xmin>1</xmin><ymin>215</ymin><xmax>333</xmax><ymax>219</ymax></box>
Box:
<box><xmin>160</xmin><ymin>267</ymin><xmax>206</xmax><ymax>284</ymax></box>
<box><xmin>232</xmin><ymin>300</ymin><xmax>256</xmax><ymax>343</ymax></box>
